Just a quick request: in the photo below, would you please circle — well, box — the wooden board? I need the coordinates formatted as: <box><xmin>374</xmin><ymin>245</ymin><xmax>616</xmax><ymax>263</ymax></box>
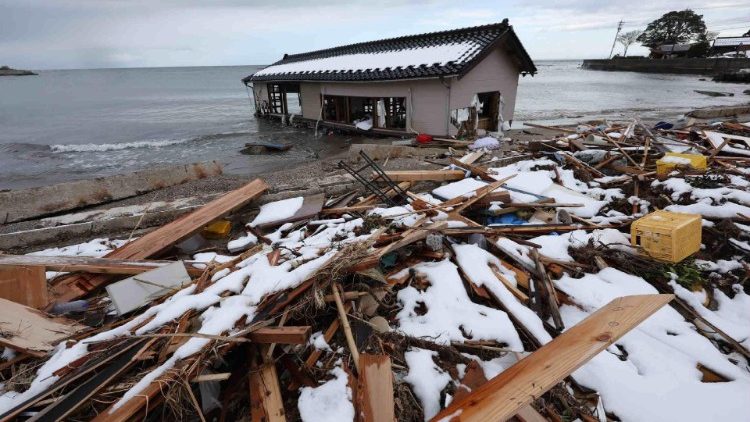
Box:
<box><xmin>50</xmin><ymin>178</ymin><xmax>268</xmax><ymax>303</ymax></box>
<box><xmin>256</xmin><ymin>193</ymin><xmax>325</xmax><ymax>229</ymax></box>
<box><xmin>249</xmin><ymin>362</ymin><xmax>286</xmax><ymax>422</ymax></box>
<box><xmin>0</xmin><ymin>297</ymin><xmax>86</xmax><ymax>357</ymax></box>
<box><xmin>0</xmin><ymin>255</ymin><xmax>204</xmax><ymax>277</ymax></box>
<box><xmin>26</xmin><ymin>339</ymin><xmax>150</xmax><ymax>422</ymax></box>
<box><xmin>248</xmin><ymin>326</ymin><xmax>311</xmax><ymax>344</ymax></box>
<box><xmin>431</xmin><ymin>294</ymin><xmax>674</xmax><ymax>422</ymax></box>
<box><xmin>356</xmin><ymin>354</ymin><xmax>396</xmax><ymax>422</ymax></box>
<box><xmin>0</xmin><ymin>265</ymin><xmax>47</xmax><ymax>308</ymax></box>
<box><xmin>377</xmin><ymin>170</ymin><xmax>466</xmax><ymax>182</ymax></box>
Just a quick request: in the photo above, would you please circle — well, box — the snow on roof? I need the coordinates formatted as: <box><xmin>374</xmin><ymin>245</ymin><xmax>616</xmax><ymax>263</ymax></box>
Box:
<box><xmin>713</xmin><ymin>37</ymin><xmax>750</xmax><ymax>47</ymax></box>
<box><xmin>246</xmin><ymin>21</ymin><xmax>536</xmax><ymax>82</ymax></box>
<box><xmin>253</xmin><ymin>41</ymin><xmax>482</xmax><ymax>78</ymax></box>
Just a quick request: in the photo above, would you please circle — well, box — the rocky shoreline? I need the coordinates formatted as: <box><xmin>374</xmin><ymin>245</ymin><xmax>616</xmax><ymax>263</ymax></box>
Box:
<box><xmin>0</xmin><ymin>66</ymin><xmax>37</xmax><ymax>76</ymax></box>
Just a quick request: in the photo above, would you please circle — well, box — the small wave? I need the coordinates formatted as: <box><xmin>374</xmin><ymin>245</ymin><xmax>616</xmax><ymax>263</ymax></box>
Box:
<box><xmin>50</xmin><ymin>130</ymin><xmax>256</xmax><ymax>153</ymax></box>
<box><xmin>51</xmin><ymin>137</ymin><xmax>192</xmax><ymax>153</ymax></box>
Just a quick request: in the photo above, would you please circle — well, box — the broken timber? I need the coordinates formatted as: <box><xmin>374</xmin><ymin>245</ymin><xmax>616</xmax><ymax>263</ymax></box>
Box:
<box><xmin>49</xmin><ymin>178</ymin><xmax>269</xmax><ymax>304</ymax></box>
<box><xmin>0</xmin><ymin>254</ymin><xmax>205</xmax><ymax>277</ymax></box>
<box><xmin>431</xmin><ymin>294</ymin><xmax>674</xmax><ymax>422</ymax></box>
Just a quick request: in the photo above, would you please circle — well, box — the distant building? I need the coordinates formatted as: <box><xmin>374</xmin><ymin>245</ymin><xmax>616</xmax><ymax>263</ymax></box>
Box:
<box><xmin>650</xmin><ymin>43</ymin><xmax>695</xmax><ymax>59</ymax></box>
<box><xmin>243</xmin><ymin>21</ymin><xmax>536</xmax><ymax>137</ymax></box>
<box><xmin>711</xmin><ymin>37</ymin><xmax>750</xmax><ymax>56</ymax></box>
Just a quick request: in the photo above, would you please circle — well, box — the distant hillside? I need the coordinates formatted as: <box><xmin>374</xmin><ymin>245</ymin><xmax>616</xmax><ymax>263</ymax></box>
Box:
<box><xmin>0</xmin><ymin>65</ymin><xmax>37</xmax><ymax>76</ymax></box>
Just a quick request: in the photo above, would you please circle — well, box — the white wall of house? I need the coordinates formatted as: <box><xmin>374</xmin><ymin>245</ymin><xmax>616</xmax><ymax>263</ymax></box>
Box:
<box><xmin>449</xmin><ymin>46</ymin><xmax>522</xmax><ymax>136</ymax></box>
<box><xmin>252</xmin><ymin>45</ymin><xmax>525</xmax><ymax>136</ymax></box>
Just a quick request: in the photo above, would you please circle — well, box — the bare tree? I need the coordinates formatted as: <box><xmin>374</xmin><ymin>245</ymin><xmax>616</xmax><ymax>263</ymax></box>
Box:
<box><xmin>617</xmin><ymin>30</ymin><xmax>643</xmax><ymax>56</ymax></box>
<box><xmin>705</xmin><ymin>31</ymin><xmax>719</xmax><ymax>41</ymax></box>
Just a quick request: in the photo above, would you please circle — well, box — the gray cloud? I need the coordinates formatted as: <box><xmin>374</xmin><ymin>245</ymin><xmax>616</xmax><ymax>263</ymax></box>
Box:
<box><xmin>1</xmin><ymin>0</ymin><xmax>748</xmax><ymax>69</ymax></box>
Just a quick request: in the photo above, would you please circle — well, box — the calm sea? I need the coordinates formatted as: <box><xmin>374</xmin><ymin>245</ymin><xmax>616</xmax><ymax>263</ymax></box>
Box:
<box><xmin>1</xmin><ymin>61</ymin><xmax>748</xmax><ymax>190</ymax></box>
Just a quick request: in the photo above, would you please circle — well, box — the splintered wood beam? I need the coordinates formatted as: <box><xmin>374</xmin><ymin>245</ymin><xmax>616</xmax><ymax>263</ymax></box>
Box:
<box><xmin>50</xmin><ymin>178</ymin><xmax>268</xmax><ymax>303</ymax></box>
<box><xmin>448</xmin><ymin>157</ymin><xmax>495</xmax><ymax>182</ymax></box>
<box><xmin>249</xmin><ymin>362</ymin><xmax>287</xmax><ymax>422</ymax></box>
<box><xmin>375</xmin><ymin>170</ymin><xmax>465</xmax><ymax>182</ymax></box>
<box><xmin>0</xmin><ymin>255</ymin><xmax>204</xmax><ymax>277</ymax></box>
<box><xmin>431</xmin><ymin>294</ymin><xmax>674</xmax><ymax>422</ymax></box>
<box><xmin>356</xmin><ymin>354</ymin><xmax>396</xmax><ymax>422</ymax></box>
<box><xmin>248</xmin><ymin>326</ymin><xmax>311</xmax><ymax>344</ymax></box>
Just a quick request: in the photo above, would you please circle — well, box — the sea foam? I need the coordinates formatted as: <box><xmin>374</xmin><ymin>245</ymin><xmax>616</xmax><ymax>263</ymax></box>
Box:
<box><xmin>50</xmin><ymin>138</ymin><xmax>190</xmax><ymax>153</ymax></box>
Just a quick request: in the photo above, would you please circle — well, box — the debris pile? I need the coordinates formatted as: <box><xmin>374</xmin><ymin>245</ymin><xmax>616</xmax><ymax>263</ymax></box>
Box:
<box><xmin>0</xmin><ymin>117</ymin><xmax>748</xmax><ymax>421</ymax></box>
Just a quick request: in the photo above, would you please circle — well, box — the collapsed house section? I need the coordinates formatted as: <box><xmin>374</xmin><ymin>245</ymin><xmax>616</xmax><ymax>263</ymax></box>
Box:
<box><xmin>242</xmin><ymin>21</ymin><xmax>536</xmax><ymax>137</ymax></box>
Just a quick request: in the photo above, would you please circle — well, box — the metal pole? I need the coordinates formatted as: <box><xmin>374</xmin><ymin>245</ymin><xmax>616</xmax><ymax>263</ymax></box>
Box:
<box><xmin>609</xmin><ymin>20</ymin><xmax>623</xmax><ymax>59</ymax></box>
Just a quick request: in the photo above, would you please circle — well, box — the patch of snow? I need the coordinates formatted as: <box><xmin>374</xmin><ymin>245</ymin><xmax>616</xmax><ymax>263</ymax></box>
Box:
<box><xmin>298</xmin><ymin>366</ymin><xmax>354</xmax><ymax>422</ymax></box>
<box><xmin>250</xmin><ymin>197</ymin><xmax>304</xmax><ymax>227</ymax></box>
<box><xmin>404</xmin><ymin>348</ymin><xmax>452</xmax><ymax>421</ymax></box>
<box><xmin>254</xmin><ymin>41</ymin><xmax>481</xmax><ymax>77</ymax></box>
<box><xmin>555</xmin><ymin>268</ymin><xmax>750</xmax><ymax>422</ymax></box>
<box><xmin>453</xmin><ymin>243</ymin><xmax>550</xmax><ymax>345</ymax></box>
<box><xmin>396</xmin><ymin>259</ymin><xmax>522</xmax><ymax>348</ymax></box>
<box><xmin>432</xmin><ymin>178</ymin><xmax>488</xmax><ymax>200</ymax></box>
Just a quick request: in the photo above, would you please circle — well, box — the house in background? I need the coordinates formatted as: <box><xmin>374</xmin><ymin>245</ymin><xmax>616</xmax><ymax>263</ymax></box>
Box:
<box><xmin>243</xmin><ymin>20</ymin><xmax>536</xmax><ymax>137</ymax></box>
<box><xmin>711</xmin><ymin>37</ymin><xmax>750</xmax><ymax>57</ymax></box>
<box><xmin>649</xmin><ymin>43</ymin><xmax>695</xmax><ymax>59</ymax></box>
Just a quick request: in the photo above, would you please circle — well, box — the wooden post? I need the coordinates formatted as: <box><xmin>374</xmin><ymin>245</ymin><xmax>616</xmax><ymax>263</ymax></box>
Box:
<box><xmin>332</xmin><ymin>282</ymin><xmax>360</xmax><ymax>373</ymax></box>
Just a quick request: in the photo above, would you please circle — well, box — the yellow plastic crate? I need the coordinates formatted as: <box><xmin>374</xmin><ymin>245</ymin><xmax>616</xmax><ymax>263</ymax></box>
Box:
<box><xmin>656</xmin><ymin>152</ymin><xmax>707</xmax><ymax>176</ymax></box>
<box><xmin>631</xmin><ymin>210</ymin><xmax>701</xmax><ymax>263</ymax></box>
<box><xmin>202</xmin><ymin>219</ymin><xmax>232</xmax><ymax>239</ymax></box>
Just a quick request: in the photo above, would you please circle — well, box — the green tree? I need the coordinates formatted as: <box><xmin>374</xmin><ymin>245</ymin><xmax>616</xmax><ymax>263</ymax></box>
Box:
<box><xmin>637</xmin><ymin>9</ymin><xmax>707</xmax><ymax>48</ymax></box>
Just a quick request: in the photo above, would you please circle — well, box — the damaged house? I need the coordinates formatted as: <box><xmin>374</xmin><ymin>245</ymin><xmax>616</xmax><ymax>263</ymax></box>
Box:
<box><xmin>242</xmin><ymin>20</ymin><xmax>536</xmax><ymax>137</ymax></box>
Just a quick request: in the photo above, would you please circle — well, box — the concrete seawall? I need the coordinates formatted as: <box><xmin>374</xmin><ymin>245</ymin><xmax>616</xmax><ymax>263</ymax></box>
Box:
<box><xmin>582</xmin><ymin>58</ymin><xmax>750</xmax><ymax>75</ymax></box>
<box><xmin>0</xmin><ymin>162</ymin><xmax>223</xmax><ymax>224</ymax></box>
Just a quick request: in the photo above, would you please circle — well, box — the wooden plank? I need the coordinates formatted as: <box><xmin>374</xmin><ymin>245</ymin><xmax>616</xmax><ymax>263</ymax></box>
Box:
<box><xmin>248</xmin><ymin>326</ymin><xmax>311</xmax><ymax>344</ymax></box>
<box><xmin>452</xmin><ymin>361</ymin><xmax>544</xmax><ymax>422</ymax></box>
<box><xmin>249</xmin><ymin>362</ymin><xmax>286</xmax><ymax>422</ymax></box>
<box><xmin>0</xmin><ymin>297</ymin><xmax>86</xmax><ymax>357</ymax></box>
<box><xmin>514</xmin><ymin>406</ymin><xmax>549</xmax><ymax>422</ymax></box>
<box><xmin>50</xmin><ymin>178</ymin><xmax>268</xmax><ymax>303</ymax></box>
<box><xmin>357</xmin><ymin>354</ymin><xmax>396</xmax><ymax>422</ymax></box>
<box><xmin>377</xmin><ymin>170</ymin><xmax>465</xmax><ymax>182</ymax></box>
<box><xmin>0</xmin><ymin>255</ymin><xmax>203</xmax><ymax>277</ymax></box>
<box><xmin>430</xmin><ymin>294</ymin><xmax>674</xmax><ymax>422</ymax></box>
<box><xmin>442</xmin><ymin>224</ymin><xmax>618</xmax><ymax>236</ymax></box>
<box><xmin>0</xmin><ymin>265</ymin><xmax>47</xmax><ymax>308</ymax></box>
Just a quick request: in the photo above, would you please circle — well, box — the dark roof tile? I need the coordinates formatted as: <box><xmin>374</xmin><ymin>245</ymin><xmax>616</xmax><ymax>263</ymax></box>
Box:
<box><xmin>246</xmin><ymin>21</ymin><xmax>535</xmax><ymax>83</ymax></box>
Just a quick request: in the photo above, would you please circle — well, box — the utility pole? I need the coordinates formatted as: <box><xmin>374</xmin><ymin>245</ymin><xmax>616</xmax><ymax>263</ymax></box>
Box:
<box><xmin>609</xmin><ymin>20</ymin><xmax>623</xmax><ymax>59</ymax></box>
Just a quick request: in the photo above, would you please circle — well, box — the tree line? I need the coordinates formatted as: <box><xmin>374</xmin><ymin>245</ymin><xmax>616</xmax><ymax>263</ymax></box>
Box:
<box><xmin>614</xmin><ymin>9</ymin><xmax>748</xmax><ymax>58</ymax></box>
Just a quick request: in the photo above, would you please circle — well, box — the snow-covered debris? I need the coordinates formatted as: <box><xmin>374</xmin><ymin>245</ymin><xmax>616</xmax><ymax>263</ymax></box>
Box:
<box><xmin>396</xmin><ymin>260</ymin><xmax>522</xmax><ymax>349</ymax></box>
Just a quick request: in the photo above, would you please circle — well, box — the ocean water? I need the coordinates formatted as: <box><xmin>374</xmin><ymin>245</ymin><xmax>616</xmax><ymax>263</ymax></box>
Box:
<box><xmin>1</xmin><ymin>61</ymin><xmax>748</xmax><ymax>190</ymax></box>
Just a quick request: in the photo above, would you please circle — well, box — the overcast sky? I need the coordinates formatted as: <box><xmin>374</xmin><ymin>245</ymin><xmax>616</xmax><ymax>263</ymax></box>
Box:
<box><xmin>2</xmin><ymin>0</ymin><xmax>749</xmax><ymax>69</ymax></box>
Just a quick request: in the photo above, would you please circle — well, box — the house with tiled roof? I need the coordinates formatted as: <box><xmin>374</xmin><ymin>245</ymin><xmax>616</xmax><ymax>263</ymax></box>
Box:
<box><xmin>242</xmin><ymin>20</ymin><xmax>535</xmax><ymax>136</ymax></box>
<box><xmin>711</xmin><ymin>36</ymin><xmax>750</xmax><ymax>56</ymax></box>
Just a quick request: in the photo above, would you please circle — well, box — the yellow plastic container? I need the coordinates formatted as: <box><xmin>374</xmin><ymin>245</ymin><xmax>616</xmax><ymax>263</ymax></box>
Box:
<box><xmin>656</xmin><ymin>152</ymin><xmax>707</xmax><ymax>176</ymax></box>
<box><xmin>631</xmin><ymin>210</ymin><xmax>701</xmax><ymax>263</ymax></box>
<box><xmin>202</xmin><ymin>219</ymin><xmax>232</xmax><ymax>239</ymax></box>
